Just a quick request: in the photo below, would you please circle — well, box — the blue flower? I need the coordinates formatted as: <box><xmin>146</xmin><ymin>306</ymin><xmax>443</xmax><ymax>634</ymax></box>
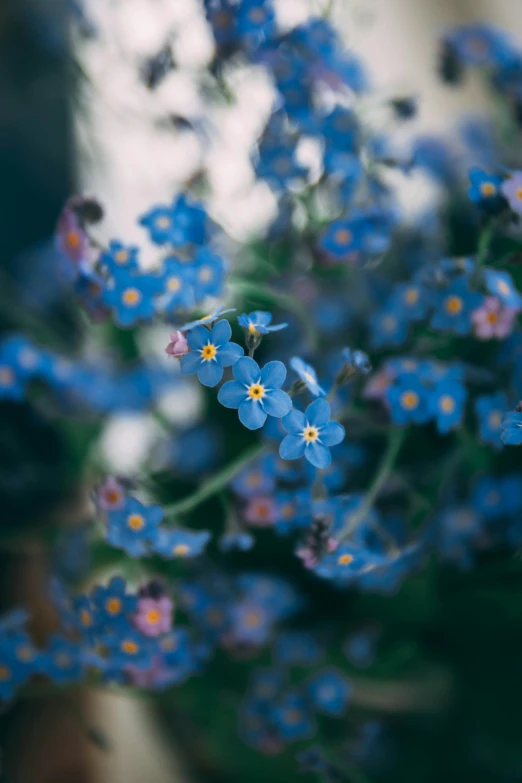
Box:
<box><xmin>475</xmin><ymin>392</ymin><xmax>507</xmax><ymax>448</ymax></box>
<box><xmin>390</xmin><ymin>282</ymin><xmax>430</xmax><ymax>322</ymax></box>
<box><xmin>445</xmin><ymin>24</ymin><xmax>513</xmax><ymax>66</ymax></box>
<box><xmin>100</xmin><ymin>241</ymin><xmax>140</xmax><ymax>278</ymax></box>
<box><xmin>0</xmin><ymin>336</ymin><xmax>47</xmax><ymax>400</ymax></box>
<box><xmin>102</xmin><ymin>270</ymin><xmax>164</xmax><ymax>328</ymax></box>
<box><xmin>271</xmin><ymin>692</ymin><xmax>315</xmax><ymax>742</ymax></box>
<box><xmin>471</xmin><ymin>475</ymin><xmax>507</xmax><ymax>520</ymax></box>
<box><xmin>219</xmin><ymin>531</ymin><xmax>255</xmax><ymax>552</ymax></box>
<box><xmin>236</xmin><ymin>0</ymin><xmax>276</xmax><ymax>49</ymax></box>
<box><xmin>192</xmin><ymin>248</ymin><xmax>227</xmax><ymax>301</ymax></box>
<box><xmin>289</xmin><ymin>357</ymin><xmax>325</xmax><ymax>397</ymax></box>
<box><xmin>103</xmin><ymin>630</ymin><xmax>154</xmax><ymax>671</ymax></box>
<box><xmin>483</xmin><ymin>268</ymin><xmax>522</xmax><ymax>309</ymax></box>
<box><xmin>256</xmin><ymin>140</ymin><xmax>308</xmax><ymax>189</ymax></box>
<box><xmin>139</xmin><ymin>194</ymin><xmax>207</xmax><ymax>247</ymax></box>
<box><xmin>105</xmin><ymin>497</ymin><xmax>164</xmax><ymax>557</ymax></box>
<box><xmin>218</xmin><ymin>356</ymin><xmax>292</xmax><ymax>430</ymax></box>
<box><xmin>40</xmin><ymin>636</ymin><xmax>85</xmax><ymax>684</ymax></box>
<box><xmin>430</xmin><ymin>276</ymin><xmax>483</xmax><ymax>335</ymax></box>
<box><xmin>153</xmin><ymin>528</ymin><xmax>211</xmax><ymax>559</ymax></box>
<box><xmin>341</xmin><ymin>347</ymin><xmax>372</xmax><ymax>375</ymax></box>
<box><xmin>501</xmin><ymin>411</ymin><xmax>522</xmax><ymax>445</ymax></box>
<box><xmin>468</xmin><ymin>167</ymin><xmax>504</xmax><ymax>208</ymax></box>
<box><xmin>238</xmin><ymin>311</ymin><xmax>287</xmax><ymax>335</ymax></box>
<box><xmin>179</xmin><ymin>306</ymin><xmax>236</xmax><ymax>332</ymax></box>
<box><xmin>279</xmin><ymin>399</ymin><xmax>345</xmax><ymax>469</ymax></box>
<box><xmin>0</xmin><ymin>631</ymin><xmax>40</xmax><ymax>701</ymax></box>
<box><xmin>90</xmin><ymin>577</ymin><xmax>137</xmax><ymax>630</ymax></box>
<box><xmin>230</xmin><ymin>454</ymin><xmax>276</xmax><ymax>497</ymax></box>
<box><xmin>159</xmin><ymin>256</ymin><xmax>195</xmax><ymax>313</ymax></box>
<box><xmin>273</xmin><ymin>632</ymin><xmax>323</xmax><ymax>666</ymax></box>
<box><xmin>306</xmin><ymin>668</ymin><xmax>351</xmax><ymax>717</ymax></box>
<box><xmin>430</xmin><ymin>376</ymin><xmax>467</xmax><ymax>434</ymax></box>
<box><xmin>319</xmin><ymin>219</ymin><xmax>362</xmax><ymax>260</ymax></box>
<box><xmin>386</xmin><ymin>374</ymin><xmax>432</xmax><ymax>426</ymax></box>
<box><xmin>370</xmin><ymin>309</ymin><xmax>408</xmax><ymax>348</ymax></box>
<box><xmin>344</xmin><ymin>629</ymin><xmax>377</xmax><ymax>668</ymax></box>
<box><xmin>180</xmin><ymin>319</ymin><xmax>244</xmax><ymax>387</ymax></box>
<box><xmin>274</xmin><ymin>489</ymin><xmax>311</xmax><ymax>535</ymax></box>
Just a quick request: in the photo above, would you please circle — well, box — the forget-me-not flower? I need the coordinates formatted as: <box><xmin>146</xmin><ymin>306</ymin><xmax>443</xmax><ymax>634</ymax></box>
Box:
<box><xmin>218</xmin><ymin>357</ymin><xmax>292</xmax><ymax>430</ymax></box>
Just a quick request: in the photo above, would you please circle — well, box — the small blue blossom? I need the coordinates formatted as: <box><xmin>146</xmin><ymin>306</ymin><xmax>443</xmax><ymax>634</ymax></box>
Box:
<box><xmin>501</xmin><ymin>411</ymin><xmax>522</xmax><ymax>445</ymax></box>
<box><xmin>230</xmin><ymin>454</ymin><xmax>276</xmax><ymax>497</ymax></box>
<box><xmin>192</xmin><ymin>248</ymin><xmax>227</xmax><ymax>301</ymax></box>
<box><xmin>390</xmin><ymin>282</ymin><xmax>430</xmax><ymax>322</ymax></box>
<box><xmin>139</xmin><ymin>194</ymin><xmax>207</xmax><ymax>247</ymax></box>
<box><xmin>370</xmin><ymin>309</ymin><xmax>408</xmax><ymax>349</ymax></box>
<box><xmin>103</xmin><ymin>630</ymin><xmax>154</xmax><ymax>671</ymax></box>
<box><xmin>179</xmin><ymin>306</ymin><xmax>236</xmax><ymax>332</ymax></box>
<box><xmin>159</xmin><ymin>256</ymin><xmax>195</xmax><ymax>313</ymax></box>
<box><xmin>289</xmin><ymin>357</ymin><xmax>325</xmax><ymax>397</ymax></box>
<box><xmin>475</xmin><ymin>392</ymin><xmax>507</xmax><ymax>448</ymax></box>
<box><xmin>271</xmin><ymin>692</ymin><xmax>315</xmax><ymax>742</ymax></box>
<box><xmin>483</xmin><ymin>268</ymin><xmax>522</xmax><ymax>309</ymax></box>
<box><xmin>105</xmin><ymin>497</ymin><xmax>164</xmax><ymax>557</ymax></box>
<box><xmin>319</xmin><ymin>218</ymin><xmax>362</xmax><ymax>260</ymax></box>
<box><xmin>306</xmin><ymin>668</ymin><xmax>351</xmax><ymax>717</ymax></box>
<box><xmin>236</xmin><ymin>0</ymin><xmax>276</xmax><ymax>49</ymax></box>
<box><xmin>273</xmin><ymin>632</ymin><xmax>323</xmax><ymax>667</ymax></box>
<box><xmin>274</xmin><ymin>489</ymin><xmax>311</xmax><ymax>535</ymax></box>
<box><xmin>238</xmin><ymin>311</ymin><xmax>287</xmax><ymax>335</ymax></box>
<box><xmin>344</xmin><ymin>629</ymin><xmax>377</xmax><ymax>668</ymax></box>
<box><xmin>99</xmin><ymin>241</ymin><xmax>140</xmax><ymax>278</ymax></box>
<box><xmin>153</xmin><ymin>528</ymin><xmax>211</xmax><ymax>559</ymax></box>
<box><xmin>0</xmin><ymin>631</ymin><xmax>40</xmax><ymax>701</ymax></box>
<box><xmin>341</xmin><ymin>347</ymin><xmax>372</xmax><ymax>375</ymax></box>
<box><xmin>219</xmin><ymin>531</ymin><xmax>255</xmax><ymax>552</ymax></box>
<box><xmin>0</xmin><ymin>336</ymin><xmax>47</xmax><ymax>400</ymax></box>
<box><xmin>386</xmin><ymin>374</ymin><xmax>432</xmax><ymax>426</ymax></box>
<box><xmin>280</xmin><ymin>399</ymin><xmax>345</xmax><ymax>469</ymax></box>
<box><xmin>40</xmin><ymin>636</ymin><xmax>85</xmax><ymax>684</ymax></box>
<box><xmin>218</xmin><ymin>357</ymin><xmax>292</xmax><ymax>430</ymax></box>
<box><xmin>430</xmin><ymin>376</ymin><xmax>467</xmax><ymax>434</ymax></box>
<box><xmin>90</xmin><ymin>577</ymin><xmax>137</xmax><ymax>630</ymax></box>
<box><xmin>445</xmin><ymin>24</ymin><xmax>513</xmax><ymax>66</ymax></box>
<box><xmin>468</xmin><ymin>167</ymin><xmax>504</xmax><ymax>208</ymax></box>
<box><xmin>431</xmin><ymin>276</ymin><xmax>484</xmax><ymax>335</ymax></box>
<box><xmin>102</xmin><ymin>270</ymin><xmax>164</xmax><ymax>328</ymax></box>
<box><xmin>180</xmin><ymin>319</ymin><xmax>244</xmax><ymax>387</ymax></box>
<box><xmin>471</xmin><ymin>475</ymin><xmax>508</xmax><ymax>520</ymax></box>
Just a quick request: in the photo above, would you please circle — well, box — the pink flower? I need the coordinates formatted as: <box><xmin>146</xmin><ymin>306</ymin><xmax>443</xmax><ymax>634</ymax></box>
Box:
<box><xmin>55</xmin><ymin>203</ymin><xmax>88</xmax><ymax>265</ymax></box>
<box><xmin>471</xmin><ymin>296</ymin><xmax>518</xmax><ymax>340</ymax></box>
<box><xmin>96</xmin><ymin>476</ymin><xmax>126</xmax><ymax>511</ymax></box>
<box><xmin>363</xmin><ymin>368</ymin><xmax>393</xmax><ymax>401</ymax></box>
<box><xmin>126</xmin><ymin>656</ymin><xmax>177</xmax><ymax>689</ymax></box>
<box><xmin>165</xmin><ymin>331</ymin><xmax>189</xmax><ymax>358</ymax></box>
<box><xmin>134</xmin><ymin>596</ymin><xmax>173</xmax><ymax>637</ymax></box>
<box><xmin>243</xmin><ymin>496</ymin><xmax>275</xmax><ymax>527</ymax></box>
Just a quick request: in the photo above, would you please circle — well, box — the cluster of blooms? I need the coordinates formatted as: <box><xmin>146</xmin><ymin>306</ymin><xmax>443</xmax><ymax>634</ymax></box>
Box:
<box><xmin>8</xmin><ymin>3</ymin><xmax>522</xmax><ymax>779</ymax></box>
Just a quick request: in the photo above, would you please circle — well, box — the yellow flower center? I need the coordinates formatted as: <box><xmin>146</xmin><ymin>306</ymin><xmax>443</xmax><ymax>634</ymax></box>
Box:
<box><xmin>0</xmin><ymin>665</ymin><xmax>11</xmax><ymax>681</ymax></box>
<box><xmin>382</xmin><ymin>316</ymin><xmax>396</xmax><ymax>331</ymax></box>
<box><xmin>445</xmin><ymin>295</ymin><xmax>463</xmax><ymax>315</ymax></box>
<box><xmin>404</xmin><ymin>288</ymin><xmax>419</xmax><ymax>304</ymax></box>
<box><xmin>115</xmin><ymin>249</ymin><xmax>129</xmax><ymax>264</ymax></box>
<box><xmin>400</xmin><ymin>390</ymin><xmax>419</xmax><ymax>410</ymax></box>
<box><xmin>106</xmin><ymin>598</ymin><xmax>122</xmax><ymax>615</ymax></box>
<box><xmin>201</xmin><ymin>343</ymin><xmax>217</xmax><ymax>361</ymax></box>
<box><xmin>284</xmin><ymin>709</ymin><xmax>302</xmax><ymax>725</ymax></box>
<box><xmin>122</xmin><ymin>287</ymin><xmax>141</xmax><ymax>307</ymax></box>
<box><xmin>486</xmin><ymin>311</ymin><xmax>499</xmax><ymax>324</ymax></box>
<box><xmin>338</xmin><ymin>553</ymin><xmax>354</xmax><ymax>566</ymax></box>
<box><xmin>146</xmin><ymin>609</ymin><xmax>161</xmax><ymax>625</ymax></box>
<box><xmin>280</xmin><ymin>503</ymin><xmax>295</xmax><ymax>519</ymax></box>
<box><xmin>156</xmin><ymin>216</ymin><xmax>171</xmax><ymax>229</ymax></box>
<box><xmin>17</xmin><ymin>646</ymin><xmax>34</xmax><ymax>662</ymax></box>
<box><xmin>127</xmin><ymin>513</ymin><xmax>145</xmax><ymax>531</ymax></box>
<box><xmin>303</xmin><ymin>426</ymin><xmax>319</xmax><ymax>442</ymax></box>
<box><xmin>173</xmin><ymin>543</ymin><xmax>189</xmax><ymax>557</ymax></box>
<box><xmin>55</xmin><ymin>653</ymin><xmax>72</xmax><ymax>669</ymax></box>
<box><xmin>105</xmin><ymin>489</ymin><xmax>122</xmax><ymax>505</ymax></box>
<box><xmin>0</xmin><ymin>366</ymin><xmax>15</xmax><ymax>387</ymax></box>
<box><xmin>480</xmin><ymin>182</ymin><xmax>496</xmax><ymax>197</ymax></box>
<box><xmin>65</xmin><ymin>231</ymin><xmax>81</xmax><ymax>249</ymax></box>
<box><xmin>121</xmin><ymin>640</ymin><xmax>139</xmax><ymax>655</ymax></box>
<box><xmin>80</xmin><ymin>610</ymin><xmax>92</xmax><ymax>627</ymax></box>
<box><xmin>248</xmin><ymin>383</ymin><xmax>265</xmax><ymax>400</ymax></box>
<box><xmin>167</xmin><ymin>276</ymin><xmax>181</xmax><ymax>292</ymax></box>
<box><xmin>517</xmin><ymin>188</ymin><xmax>522</xmax><ymax>201</ymax></box>
<box><xmin>439</xmin><ymin>395</ymin><xmax>455</xmax><ymax>413</ymax></box>
<box><xmin>161</xmin><ymin>637</ymin><xmax>178</xmax><ymax>652</ymax></box>
<box><xmin>303</xmin><ymin>371</ymin><xmax>316</xmax><ymax>384</ymax></box>
<box><xmin>244</xmin><ymin>611</ymin><xmax>261</xmax><ymax>627</ymax></box>
<box><xmin>497</xmin><ymin>280</ymin><xmax>510</xmax><ymax>295</ymax></box>
<box><xmin>489</xmin><ymin>411</ymin><xmax>501</xmax><ymax>428</ymax></box>
<box><xmin>334</xmin><ymin>228</ymin><xmax>352</xmax><ymax>246</ymax></box>
<box><xmin>246</xmin><ymin>472</ymin><xmax>262</xmax><ymax>487</ymax></box>
<box><xmin>248</xmin><ymin>324</ymin><xmax>259</xmax><ymax>334</ymax></box>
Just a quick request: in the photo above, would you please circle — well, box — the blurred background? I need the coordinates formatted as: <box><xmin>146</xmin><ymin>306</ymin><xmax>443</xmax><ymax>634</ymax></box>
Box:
<box><xmin>1</xmin><ymin>0</ymin><xmax>522</xmax><ymax>781</ymax></box>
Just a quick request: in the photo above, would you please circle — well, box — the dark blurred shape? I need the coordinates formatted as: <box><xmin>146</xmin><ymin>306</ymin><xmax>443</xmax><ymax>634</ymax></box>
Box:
<box><xmin>140</xmin><ymin>43</ymin><xmax>175</xmax><ymax>90</ymax></box>
<box><xmin>390</xmin><ymin>96</ymin><xmax>418</xmax><ymax>120</ymax></box>
<box><xmin>438</xmin><ymin>40</ymin><xmax>464</xmax><ymax>85</ymax></box>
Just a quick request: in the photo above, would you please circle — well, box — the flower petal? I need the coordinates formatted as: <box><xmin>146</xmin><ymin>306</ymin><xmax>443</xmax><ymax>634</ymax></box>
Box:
<box><xmin>251</xmin><ymin>310</ymin><xmax>271</xmax><ymax>326</ymax></box>
<box><xmin>218</xmin><ymin>380</ymin><xmax>246</xmax><ymax>409</ymax></box>
<box><xmin>320</xmin><ymin>421</ymin><xmax>345</xmax><ymax>447</ymax></box>
<box><xmin>239</xmin><ymin>399</ymin><xmax>267</xmax><ymax>430</ymax></box>
<box><xmin>501</xmin><ymin>429</ymin><xmax>522</xmax><ymax>445</ymax></box>
<box><xmin>306</xmin><ymin>398</ymin><xmax>331</xmax><ymax>427</ymax></box>
<box><xmin>279</xmin><ymin>435</ymin><xmax>306</xmax><ymax>461</ymax></box>
<box><xmin>282</xmin><ymin>408</ymin><xmax>307</xmax><ymax>434</ymax></box>
<box><xmin>260</xmin><ymin>360</ymin><xmax>287</xmax><ymax>389</ymax></box>
<box><xmin>186</xmin><ymin>325</ymin><xmax>209</xmax><ymax>350</ymax></box>
<box><xmin>180</xmin><ymin>351</ymin><xmax>202</xmax><ymax>375</ymax></box>
<box><xmin>262</xmin><ymin>388</ymin><xmax>292</xmax><ymax>418</ymax></box>
<box><xmin>218</xmin><ymin>342</ymin><xmax>244</xmax><ymax>367</ymax></box>
<box><xmin>197</xmin><ymin>360</ymin><xmax>223</xmax><ymax>387</ymax></box>
<box><xmin>305</xmin><ymin>441</ymin><xmax>331</xmax><ymax>469</ymax></box>
<box><xmin>233</xmin><ymin>356</ymin><xmax>260</xmax><ymax>385</ymax></box>
<box><xmin>211</xmin><ymin>318</ymin><xmax>232</xmax><ymax>346</ymax></box>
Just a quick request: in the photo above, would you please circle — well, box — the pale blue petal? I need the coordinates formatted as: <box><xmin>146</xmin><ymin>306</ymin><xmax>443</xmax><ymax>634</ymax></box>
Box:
<box><xmin>306</xmin><ymin>441</ymin><xmax>331</xmax><ymax>469</ymax></box>
<box><xmin>197</xmin><ymin>361</ymin><xmax>223</xmax><ymax>387</ymax></box>
<box><xmin>218</xmin><ymin>380</ymin><xmax>246</xmax><ymax>409</ymax></box>
<box><xmin>211</xmin><ymin>318</ymin><xmax>232</xmax><ymax>346</ymax></box>
<box><xmin>306</xmin><ymin>398</ymin><xmax>331</xmax><ymax>427</ymax></box>
<box><xmin>239</xmin><ymin>399</ymin><xmax>267</xmax><ymax>430</ymax></box>
<box><xmin>501</xmin><ymin>429</ymin><xmax>522</xmax><ymax>445</ymax></box>
<box><xmin>251</xmin><ymin>311</ymin><xmax>271</xmax><ymax>325</ymax></box>
<box><xmin>262</xmin><ymin>388</ymin><xmax>292</xmax><ymax>418</ymax></box>
<box><xmin>267</xmin><ymin>323</ymin><xmax>287</xmax><ymax>332</ymax></box>
<box><xmin>180</xmin><ymin>351</ymin><xmax>202</xmax><ymax>375</ymax></box>
<box><xmin>260</xmin><ymin>360</ymin><xmax>287</xmax><ymax>389</ymax></box>
<box><xmin>282</xmin><ymin>408</ymin><xmax>307</xmax><ymax>434</ymax></box>
<box><xmin>320</xmin><ymin>421</ymin><xmax>345</xmax><ymax>447</ymax></box>
<box><xmin>187</xmin><ymin>325</ymin><xmax>208</xmax><ymax>350</ymax></box>
<box><xmin>279</xmin><ymin>435</ymin><xmax>306</xmax><ymax>460</ymax></box>
<box><xmin>218</xmin><ymin>342</ymin><xmax>244</xmax><ymax>367</ymax></box>
<box><xmin>234</xmin><ymin>356</ymin><xmax>260</xmax><ymax>385</ymax></box>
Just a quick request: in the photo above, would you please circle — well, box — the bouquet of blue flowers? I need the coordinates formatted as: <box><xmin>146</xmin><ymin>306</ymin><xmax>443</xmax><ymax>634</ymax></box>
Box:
<box><xmin>4</xmin><ymin>4</ymin><xmax>522</xmax><ymax>781</ymax></box>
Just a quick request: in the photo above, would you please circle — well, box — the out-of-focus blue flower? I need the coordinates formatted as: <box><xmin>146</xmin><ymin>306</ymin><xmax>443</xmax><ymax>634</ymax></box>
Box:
<box><xmin>280</xmin><ymin>399</ymin><xmax>345</xmax><ymax>469</ymax></box>
<box><xmin>273</xmin><ymin>632</ymin><xmax>323</xmax><ymax>667</ymax></box>
<box><xmin>445</xmin><ymin>24</ymin><xmax>514</xmax><ymax>66</ymax></box>
<box><xmin>468</xmin><ymin>167</ymin><xmax>505</xmax><ymax>209</ymax></box>
<box><xmin>0</xmin><ymin>630</ymin><xmax>40</xmax><ymax>701</ymax></box>
<box><xmin>219</xmin><ymin>531</ymin><xmax>255</xmax><ymax>552</ymax></box>
<box><xmin>319</xmin><ymin>219</ymin><xmax>362</xmax><ymax>260</ymax></box>
<box><xmin>344</xmin><ymin>628</ymin><xmax>377</xmax><ymax>668</ymax></box>
<box><xmin>100</xmin><ymin>241</ymin><xmax>140</xmax><ymax>278</ymax></box>
<box><xmin>106</xmin><ymin>497</ymin><xmax>164</xmax><ymax>557</ymax></box>
<box><xmin>370</xmin><ymin>309</ymin><xmax>408</xmax><ymax>349</ymax></box>
<box><xmin>274</xmin><ymin>489</ymin><xmax>311</xmax><ymax>535</ymax></box>
<box><xmin>390</xmin><ymin>282</ymin><xmax>430</xmax><ymax>322</ymax></box>
<box><xmin>159</xmin><ymin>256</ymin><xmax>195</xmax><ymax>313</ymax></box>
<box><xmin>40</xmin><ymin>636</ymin><xmax>85</xmax><ymax>684</ymax></box>
<box><xmin>238</xmin><ymin>573</ymin><xmax>302</xmax><ymax>619</ymax></box>
<box><xmin>102</xmin><ymin>270</ymin><xmax>164</xmax><ymax>328</ymax></box>
<box><xmin>386</xmin><ymin>373</ymin><xmax>432</xmax><ymax>426</ymax></box>
<box><xmin>153</xmin><ymin>529</ymin><xmax>211</xmax><ymax>559</ymax></box>
<box><xmin>167</xmin><ymin>423</ymin><xmax>222</xmax><ymax>477</ymax></box>
<box><xmin>179</xmin><ymin>306</ymin><xmax>236</xmax><ymax>332</ymax></box>
<box><xmin>475</xmin><ymin>392</ymin><xmax>507</xmax><ymax>448</ymax></box>
<box><xmin>501</xmin><ymin>410</ymin><xmax>522</xmax><ymax>445</ymax></box>
<box><xmin>229</xmin><ymin>601</ymin><xmax>273</xmax><ymax>646</ymax></box>
<box><xmin>103</xmin><ymin>630</ymin><xmax>154</xmax><ymax>671</ymax></box>
<box><xmin>236</xmin><ymin>0</ymin><xmax>276</xmax><ymax>49</ymax></box>
<box><xmin>430</xmin><ymin>376</ymin><xmax>467</xmax><ymax>434</ymax></box>
<box><xmin>248</xmin><ymin>667</ymin><xmax>285</xmax><ymax>704</ymax></box>
<box><xmin>139</xmin><ymin>194</ymin><xmax>207</xmax><ymax>247</ymax></box>
<box><xmin>306</xmin><ymin>668</ymin><xmax>351</xmax><ymax>717</ymax></box>
<box><xmin>430</xmin><ymin>276</ymin><xmax>483</xmax><ymax>335</ymax></box>
<box><xmin>256</xmin><ymin>136</ymin><xmax>308</xmax><ymax>189</ymax></box>
<box><xmin>90</xmin><ymin>577</ymin><xmax>137</xmax><ymax>631</ymax></box>
<box><xmin>313</xmin><ymin>543</ymin><xmax>377</xmax><ymax>584</ymax></box>
<box><xmin>482</xmin><ymin>268</ymin><xmax>522</xmax><ymax>308</ymax></box>
<box><xmin>192</xmin><ymin>248</ymin><xmax>227</xmax><ymax>301</ymax></box>
<box><xmin>0</xmin><ymin>335</ymin><xmax>48</xmax><ymax>400</ymax></box>
<box><xmin>230</xmin><ymin>454</ymin><xmax>277</xmax><ymax>497</ymax></box>
<box><xmin>180</xmin><ymin>319</ymin><xmax>244</xmax><ymax>387</ymax></box>
<box><xmin>238</xmin><ymin>311</ymin><xmax>287</xmax><ymax>335</ymax></box>
<box><xmin>218</xmin><ymin>357</ymin><xmax>292</xmax><ymax>430</ymax></box>
<box><xmin>341</xmin><ymin>347</ymin><xmax>372</xmax><ymax>375</ymax></box>
<box><xmin>289</xmin><ymin>357</ymin><xmax>325</xmax><ymax>397</ymax></box>
<box><xmin>271</xmin><ymin>692</ymin><xmax>315</xmax><ymax>742</ymax></box>
<box><xmin>472</xmin><ymin>475</ymin><xmax>510</xmax><ymax>520</ymax></box>
<box><xmin>411</xmin><ymin>135</ymin><xmax>458</xmax><ymax>187</ymax></box>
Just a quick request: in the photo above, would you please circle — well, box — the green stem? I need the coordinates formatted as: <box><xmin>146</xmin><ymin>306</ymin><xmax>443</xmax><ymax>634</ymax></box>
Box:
<box><xmin>340</xmin><ymin>428</ymin><xmax>406</xmax><ymax>540</ymax></box>
<box><xmin>164</xmin><ymin>442</ymin><xmax>266</xmax><ymax>519</ymax></box>
<box><xmin>476</xmin><ymin>220</ymin><xmax>495</xmax><ymax>266</ymax></box>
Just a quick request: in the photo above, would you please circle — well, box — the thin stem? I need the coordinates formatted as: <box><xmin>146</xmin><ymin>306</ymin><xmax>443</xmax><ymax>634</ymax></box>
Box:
<box><xmin>248</xmin><ymin>347</ymin><xmax>255</xmax><ymax>358</ymax></box>
<box><xmin>164</xmin><ymin>442</ymin><xmax>266</xmax><ymax>519</ymax></box>
<box><xmin>340</xmin><ymin>428</ymin><xmax>406</xmax><ymax>540</ymax></box>
<box><xmin>476</xmin><ymin>219</ymin><xmax>495</xmax><ymax>266</ymax></box>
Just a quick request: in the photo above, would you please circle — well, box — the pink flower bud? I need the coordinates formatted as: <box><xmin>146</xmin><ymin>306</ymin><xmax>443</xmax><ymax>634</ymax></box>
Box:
<box><xmin>165</xmin><ymin>331</ymin><xmax>189</xmax><ymax>358</ymax></box>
